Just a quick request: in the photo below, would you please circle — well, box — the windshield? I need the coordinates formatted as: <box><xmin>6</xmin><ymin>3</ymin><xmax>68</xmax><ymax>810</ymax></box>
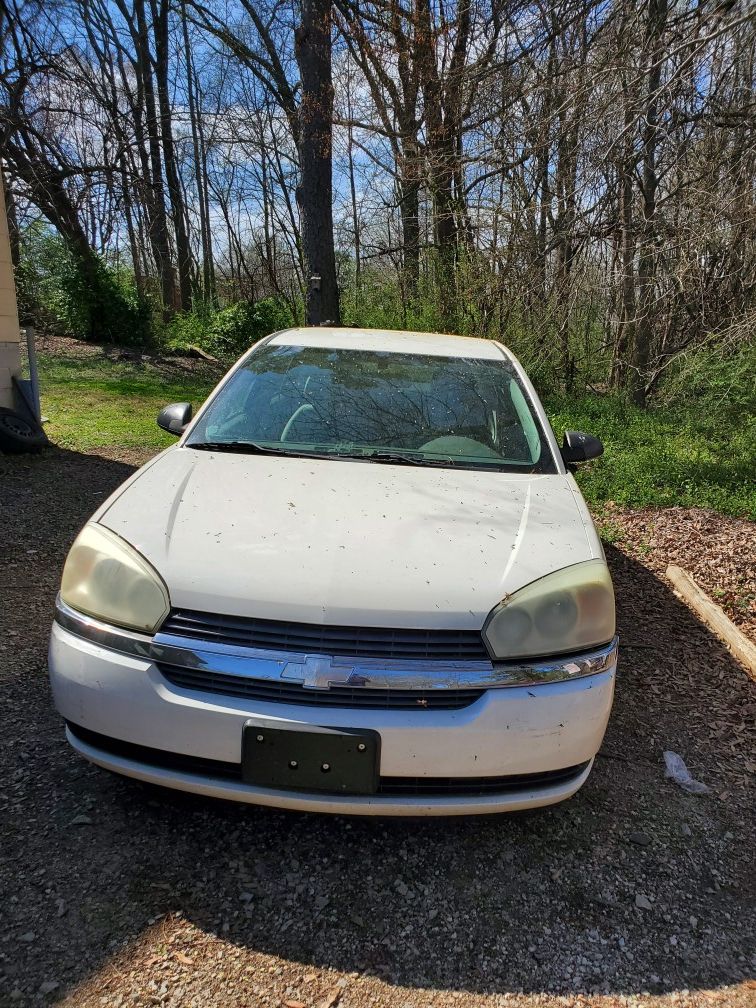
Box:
<box><xmin>187</xmin><ymin>343</ymin><xmax>556</xmax><ymax>472</ymax></box>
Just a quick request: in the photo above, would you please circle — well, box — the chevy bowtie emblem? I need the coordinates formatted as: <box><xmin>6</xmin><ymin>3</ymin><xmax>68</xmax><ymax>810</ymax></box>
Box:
<box><xmin>281</xmin><ymin>655</ymin><xmax>368</xmax><ymax>690</ymax></box>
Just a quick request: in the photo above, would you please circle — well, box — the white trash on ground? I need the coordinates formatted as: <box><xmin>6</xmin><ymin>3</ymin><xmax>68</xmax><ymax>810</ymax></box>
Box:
<box><xmin>663</xmin><ymin>751</ymin><xmax>710</xmax><ymax>794</ymax></box>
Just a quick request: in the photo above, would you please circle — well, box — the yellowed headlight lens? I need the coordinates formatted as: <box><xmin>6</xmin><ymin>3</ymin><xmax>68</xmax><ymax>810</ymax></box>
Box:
<box><xmin>61</xmin><ymin>524</ymin><xmax>170</xmax><ymax>633</ymax></box>
<box><xmin>483</xmin><ymin>560</ymin><xmax>615</xmax><ymax>659</ymax></box>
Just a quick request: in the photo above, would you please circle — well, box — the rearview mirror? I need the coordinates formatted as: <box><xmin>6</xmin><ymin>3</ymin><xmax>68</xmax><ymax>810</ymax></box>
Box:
<box><xmin>561</xmin><ymin>430</ymin><xmax>604</xmax><ymax>465</ymax></box>
<box><xmin>157</xmin><ymin>402</ymin><xmax>193</xmax><ymax>436</ymax></box>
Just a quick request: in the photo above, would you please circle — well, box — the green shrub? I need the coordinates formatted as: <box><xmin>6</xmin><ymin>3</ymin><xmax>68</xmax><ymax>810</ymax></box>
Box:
<box><xmin>206</xmin><ymin>302</ymin><xmax>260</xmax><ymax>356</ymax></box>
<box><xmin>79</xmin><ymin>263</ymin><xmax>153</xmax><ymax>347</ymax></box>
<box><xmin>15</xmin><ymin>227</ymin><xmax>71</xmax><ymax>328</ymax></box>
<box><xmin>17</xmin><ymin>225</ymin><xmax>153</xmax><ymax>346</ymax></box>
<box><xmin>164</xmin><ymin>297</ymin><xmax>294</xmax><ymax>359</ymax></box>
<box><xmin>163</xmin><ymin>306</ymin><xmax>214</xmax><ymax>352</ymax></box>
<box><xmin>209</xmin><ymin>296</ymin><xmax>294</xmax><ymax>356</ymax></box>
<box><xmin>656</xmin><ymin>330</ymin><xmax>756</xmax><ymax>420</ymax></box>
<box><xmin>341</xmin><ymin>268</ymin><xmax>447</xmax><ymax>334</ymax></box>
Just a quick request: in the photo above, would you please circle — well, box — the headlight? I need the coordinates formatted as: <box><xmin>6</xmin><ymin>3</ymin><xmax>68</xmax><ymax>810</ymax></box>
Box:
<box><xmin>483</xmin><ymin>560</ymin><xmax>615</xmax><ymax>659</ymax></box>
<box><xmin>61</xmin><ymin>523</ymin><xmax>170</xmax><ymax>633</ymax></box>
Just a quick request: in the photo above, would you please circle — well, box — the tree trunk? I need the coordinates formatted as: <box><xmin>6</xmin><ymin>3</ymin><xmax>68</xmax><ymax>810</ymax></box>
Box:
<box><xmin>7</xmin><ymin>147</ymin><xmax>105</xmax><ymax>336</ymax></box>
<box><xmin>295</xmin><ymin>0</ymin><xmax>340</xmax><ymax>325</ymax></box>
<box><xmin>399</xmin><ymin>135</ymin><xmax>421</xmax><ymax>297</ymax></box>
<box><xmin>345</xmin><ymin>69</ymin><xmax>361</xmax><ymax>294</ymax></box>
<box><xmin>415</xmin><ymin>0</ymin><xmax>460</xmax><ymax>324</ymax></box>
<box><xmin>133</xmin><ymin>0</ymin><xmax>179</xmax><ymax>314</ymax></box>
<box><xmin>120</xmin><ymin>154</ymin><xmax>145</xmax><ymax>297</ymax></box>
<box><xmin>632</xmin><ymin>0</ymin><xmax>668</xmax><ymax>407</ymax></box>
<box><xmin>2</xmin><ymin>170</ymin><xmax>20</xmax><ymax>269</ymax></box>
<box><xmin>611</xmin><ymin>89</ymin><xmax>637</xmax><ymax>391</ymax></box>
<box><xmin>183</xmin><ymin>7</ymin><xmax>216</xmax><ymax>305</ymax></box>
<box><xmin>153</xmin><ymin>0</ymin><xmax>193</xmax><ymax>310</ymax></box>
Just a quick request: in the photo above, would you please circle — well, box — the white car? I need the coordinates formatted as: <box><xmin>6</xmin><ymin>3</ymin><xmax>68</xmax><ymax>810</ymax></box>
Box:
<box><xmin>49</xmin><ymin>327</ymin><xmax>617</xmax><ymax>816</ymax></box>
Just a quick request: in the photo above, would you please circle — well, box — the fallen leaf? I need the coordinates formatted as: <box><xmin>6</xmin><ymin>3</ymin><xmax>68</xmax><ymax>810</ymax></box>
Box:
<box><xmin>174</xmin><ymin>952</ymin><xmax>194</xmax><ymax>965</ymax></box>
<box><xmin>317</xmin><ymin>989</ymin><xmax>341</xmax><ymax>1008</ymax></box>
<box><xmin>283</xmin><ymin>1001</ymin><xmax>306</xmax><ymax>1008</ymax></box>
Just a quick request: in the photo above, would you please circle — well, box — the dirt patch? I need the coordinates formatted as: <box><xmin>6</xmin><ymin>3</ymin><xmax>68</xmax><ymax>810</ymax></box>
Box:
<box><xmin>32</xmin><ymin>331</ymin><xmax>225</xmax><ymax>384</ymax></box>
<box><xmin>0</xmin><ymin>447</ymin><xmax>754</xmax><ymax>1008</ymax></box>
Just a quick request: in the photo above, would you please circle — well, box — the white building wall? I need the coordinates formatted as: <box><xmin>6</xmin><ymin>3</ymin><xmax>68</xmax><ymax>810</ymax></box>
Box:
<box><xmin>0</xmin><ymin>182</ymin><xmax>21</xmax><ymax>410</ymax></box>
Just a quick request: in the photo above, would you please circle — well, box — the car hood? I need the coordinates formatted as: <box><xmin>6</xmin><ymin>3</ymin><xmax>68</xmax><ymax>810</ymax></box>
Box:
<box><xmin>98</xmin><ymin>447</ymin><xmax>599</xmax><ymax>629</ymax></box>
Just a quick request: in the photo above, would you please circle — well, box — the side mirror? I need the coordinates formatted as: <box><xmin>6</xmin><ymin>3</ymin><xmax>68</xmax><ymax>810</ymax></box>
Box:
<box><xmin>561</xmin><ymin>430</ymin><xmax>604</xmax><ymax>465</ymax></box>
<box><xmin>157</xmin><ymin>402</ymin><xmax>192</xmax><ymax>436</ymax></box>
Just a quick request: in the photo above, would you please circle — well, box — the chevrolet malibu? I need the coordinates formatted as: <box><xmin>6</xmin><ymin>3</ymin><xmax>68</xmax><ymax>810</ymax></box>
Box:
<box><xmin>49</xmin><ymin>327</ymin><xmax>617</xmax><ymax>815</ymax></box>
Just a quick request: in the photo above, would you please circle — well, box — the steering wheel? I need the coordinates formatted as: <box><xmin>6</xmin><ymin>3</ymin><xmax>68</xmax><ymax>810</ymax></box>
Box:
<box><xmin>280</xmin><ymin>403</ymin><xmax>315</xmax><ymax>442</ymax></box>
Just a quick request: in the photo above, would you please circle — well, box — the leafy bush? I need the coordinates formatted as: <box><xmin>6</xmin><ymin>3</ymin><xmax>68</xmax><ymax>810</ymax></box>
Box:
<box><xmin>78</xmin><ymin>262</ymin><xmax>152</xmax><ymax>347</ymax></box>
<box><xmin>655</xmin><ymin>328</ymin><xmax>756</xmax><ymax>420</ymax></box>
<box><xmin>340</xmin><ymin>268</ymin><xmax>446</xmax><ymax>334</ymax></box>
<box><xmin>164</xmin><ymin>297</ymin><xmax>294</xmax><ymax>359</ymax></box>
<box><xmin>15</xmin><ymin>227</ymin><xmax>71</xmax><ymax>327</ymax></box>
<box><xmin>17</xmin><ymin>225</ymin><xmax>152</xmax><ymax>346</ymax></box>
<box><xmin>162</xmin><ymin>306</ymin><xmax>213</xmax><ymax>352</ymax></box>
<box><xmin>208</xmin><ymin>298</ymin><xmax>293</xmax><ymax>356</ymax></box>
<box><xmin>206</xmin><ymin>302</ymin><xmax>260</xmax><ymax>356</ymax></box>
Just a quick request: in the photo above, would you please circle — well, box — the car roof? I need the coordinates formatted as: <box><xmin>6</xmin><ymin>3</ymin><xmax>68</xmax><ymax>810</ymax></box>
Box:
<box><xmin>268</xmin><ymin>326</ymin><xmax>506</xmax><ymax>360</ymax></box>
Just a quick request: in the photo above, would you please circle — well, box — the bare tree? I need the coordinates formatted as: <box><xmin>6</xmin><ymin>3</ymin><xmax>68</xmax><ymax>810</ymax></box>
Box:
<box><xmin>296</xmin><ymin>0</ymin><xmax>340</xmax><ymax>323</ymax></box>
<box><xmin>2</xmin><ymin>0</ymin><xmax>753</xmax><ymax>389</ymax></box>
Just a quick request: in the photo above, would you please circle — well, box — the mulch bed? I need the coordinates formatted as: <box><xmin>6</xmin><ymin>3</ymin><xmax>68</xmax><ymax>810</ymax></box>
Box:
<box><xmin>601</xmin><ymin>504</ymin><xmax>755</xmax><ymax>641</ymax></box>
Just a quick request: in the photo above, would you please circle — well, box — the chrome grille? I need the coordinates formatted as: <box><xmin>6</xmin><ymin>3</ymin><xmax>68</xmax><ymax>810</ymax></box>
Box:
<box><xmin>158</xmin><ymin>663</ymin><xmax>484</xmax><ymax>710</ymax></box>
<box><xmin>160</xmin><ymin>609</ymin><xmax>489</xmax><ymax>661</ymax></box>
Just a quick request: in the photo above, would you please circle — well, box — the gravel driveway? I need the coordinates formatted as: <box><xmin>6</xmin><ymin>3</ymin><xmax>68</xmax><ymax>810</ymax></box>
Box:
<box><xmin>1</xmin><ymin>447</ymin><xmax>754</xmax><ymax>1008</ymax></box>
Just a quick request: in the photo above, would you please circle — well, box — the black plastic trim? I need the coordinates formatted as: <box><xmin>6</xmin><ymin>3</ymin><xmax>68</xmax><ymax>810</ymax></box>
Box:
<box><xmin>67</xmin><ymin>724</ymin><xmax>589</xmax><ymax>797</ymax></box>
<box><xmin>158</xmin><ymin>663</ymin><xmax>484</xmax><ymax>710</ymax></box>
<box><xmin>160</xmin><ymin>608</ymin><xmax>490</xmax><ymax>661</ymax></box>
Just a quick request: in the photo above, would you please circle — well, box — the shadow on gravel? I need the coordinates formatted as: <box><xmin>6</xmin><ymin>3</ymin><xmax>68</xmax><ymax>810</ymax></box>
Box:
<box><xmin>1</xmin><ymin>447</ymin><xmax>754</xmax><ymax>1004</ymax></box>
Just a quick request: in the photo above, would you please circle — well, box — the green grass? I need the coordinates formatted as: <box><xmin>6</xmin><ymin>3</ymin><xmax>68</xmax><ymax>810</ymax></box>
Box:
<box><xmin>35</xmin><ymin>348</ymin><xmax>755</xmax><ymax>519</ymax></box>
<box><xmin>548</xmin><ymin>394</ymin><xmax>756</xmax><ymax>520</ymax></box>
<box><xmin>37</xmin><ymin>351</ymin><xmax>217</xmax><ymax>452</ymax></box>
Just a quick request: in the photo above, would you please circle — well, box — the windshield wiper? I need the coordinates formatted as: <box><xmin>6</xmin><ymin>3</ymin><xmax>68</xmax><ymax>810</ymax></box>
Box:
<box><xmin>188</xmin><ymin>442</ymin><xmax>464</xmax><ymax>467</ymax></box>
<box><xmin>187</xmin><ymin>441</ymin><xmax>329</xmax><ymax>458</ymax></box>
<box><xmin>353</xmin><ymin>450</ymin><xmax>458</xmax><ymax>468</ymax></box>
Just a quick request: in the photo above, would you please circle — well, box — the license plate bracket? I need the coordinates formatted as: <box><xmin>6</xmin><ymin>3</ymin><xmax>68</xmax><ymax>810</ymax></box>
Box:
<box><xmin>242</xmin><ymin>721</ymin><xmax>380</xmax><ymax>794</ymax></box>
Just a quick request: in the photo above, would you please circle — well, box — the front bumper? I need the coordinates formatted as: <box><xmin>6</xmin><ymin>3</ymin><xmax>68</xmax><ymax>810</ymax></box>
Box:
<box><xmin>49</xmin><ymin>607</ymin><xmax>617</xmax><ymax>816</ymax></box>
